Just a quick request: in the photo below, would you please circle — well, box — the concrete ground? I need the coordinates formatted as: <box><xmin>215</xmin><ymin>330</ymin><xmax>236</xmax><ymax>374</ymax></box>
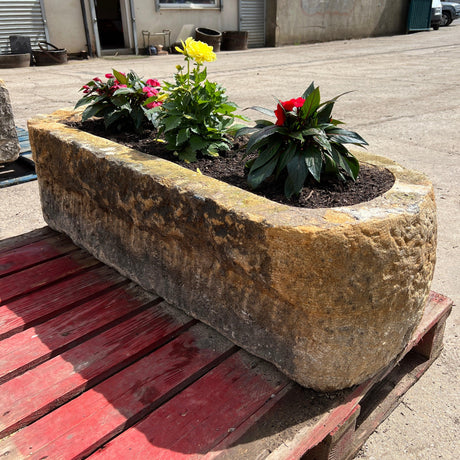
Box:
<box><xmin>1</xmin><ymin>24</ymin><xmax>459</xmax><ymax>460</ymax></box>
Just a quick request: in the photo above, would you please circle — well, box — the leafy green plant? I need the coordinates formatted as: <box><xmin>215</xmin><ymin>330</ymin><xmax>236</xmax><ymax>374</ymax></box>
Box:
<box><xmin>151</xmin><ymin>38</ymin><xmax>246</xmax><ymax>163</ymax></box>
<box><xmin>75</xmin><ymin>69</ymin><xmax>162</xmax><ymax>132</ymax></box>
<box><xmin>236</xmin><ymin>83</ymin><xmax>368</xmax><ymax>198</ymax></box>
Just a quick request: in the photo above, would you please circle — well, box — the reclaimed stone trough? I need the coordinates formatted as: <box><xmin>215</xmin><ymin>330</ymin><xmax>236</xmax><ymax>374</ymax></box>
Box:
<box><xmin>28</xmin><ymin>109</ymin><xmax>437</xmax><ymax>391</ymax></box>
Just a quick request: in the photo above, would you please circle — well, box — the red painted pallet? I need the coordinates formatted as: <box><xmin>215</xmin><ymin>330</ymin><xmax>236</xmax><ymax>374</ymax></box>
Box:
<box><xmin>0</xmin><ymin>228</ymin><xmax>452</xmax><ymax>460</ymax></box>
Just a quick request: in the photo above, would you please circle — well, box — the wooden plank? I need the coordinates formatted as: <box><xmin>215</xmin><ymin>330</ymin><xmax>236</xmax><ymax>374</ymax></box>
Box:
<box><xmin>0</xmin><ymin>264</ymin><xmax>127</xmax><ymax>340</ymax></box>
<box><xmin>345</xmin><ymin>351</ymin><xmax>432</xmax><ymax>460</ymax></box>
<box><xmin>0</xmin><ymin>250</ymin><xmax>101</xmax><ymax>303</ymax></box>
<box><xmin>0</xmin><ymin>227</ymin><xmax>55</xmax><ymax>252</ymax></box>
<box><xmin>0</xmin><ymin>283</ymin><xmax>161</xmax><ymax>384</ymax></box>
<box><xmin>0</xmin><ymin>234</ymin><xmax>77</xmax><ymax>277</ymax></box>
<box><xmin>0</xmin><ymin>301</ymin><xmax>194</xmax><ymax>438</ymax></box>
<box><xmin>87</xmin><ymin>351</ymin><xmax>290</xmax><ymax>460</ymax></box>
<box><xmin>0</xmin><ymin>324</ymin><xmax>236</xmax><ymax>460</ymax></box>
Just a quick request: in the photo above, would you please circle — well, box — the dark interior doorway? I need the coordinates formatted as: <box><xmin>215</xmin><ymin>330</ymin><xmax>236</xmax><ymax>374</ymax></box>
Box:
<box><xmin>95</xmin><ymin>0</ymin><xmax>125</xmax><ymax>49</ymax></box>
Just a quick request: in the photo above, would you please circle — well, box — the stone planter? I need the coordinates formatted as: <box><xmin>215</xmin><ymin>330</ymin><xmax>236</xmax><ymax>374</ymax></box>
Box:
<box><xmin>28</xmin><ymin>109</ymin><xmax>437</xmax><ymax>391</ymax></box>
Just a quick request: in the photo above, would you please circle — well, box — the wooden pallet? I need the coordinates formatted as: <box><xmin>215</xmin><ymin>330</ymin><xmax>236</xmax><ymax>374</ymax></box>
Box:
<box><xmin>0</xmin><ymin>228</ymin><xmax>452</xmax><ymax>460</ymax></box>
<box><xmin>0</xmin><ymin>127</ymin><xmax>37</xmax><ymax>189</ymax></box>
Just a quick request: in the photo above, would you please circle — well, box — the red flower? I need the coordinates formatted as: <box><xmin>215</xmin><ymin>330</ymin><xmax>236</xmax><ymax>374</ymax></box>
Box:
<box><xmin>274</xmin><ymin>97</ymin><xmax>305</xmax><ymax>126</ymax></box>
<box><xmin>105</xmin><ymin>73</ymin><xmax>114</xmax><ymax>79</ymax></box>
<box><xmin>93</xmin><ymin>77</ymin><xmax>102</xmax><ymax>83</ymax></box>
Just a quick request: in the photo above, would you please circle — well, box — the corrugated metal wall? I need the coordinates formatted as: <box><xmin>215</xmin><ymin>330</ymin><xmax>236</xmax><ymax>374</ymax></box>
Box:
<box><xmin>0</xmin><ymin>0</ymin><xmax>47</xmax><ymax>53</ymax></box>
<box><xmin>239</xmin><ymin>0</ymin><xmax>265</xmax><ymax>48</ymax></box>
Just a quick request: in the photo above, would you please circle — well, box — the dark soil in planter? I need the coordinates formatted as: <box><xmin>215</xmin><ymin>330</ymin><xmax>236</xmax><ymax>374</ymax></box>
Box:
<box><xmin>68</xmin><ymin>119</ymin><xmax>395</xmax><ymax>209</ymax></box>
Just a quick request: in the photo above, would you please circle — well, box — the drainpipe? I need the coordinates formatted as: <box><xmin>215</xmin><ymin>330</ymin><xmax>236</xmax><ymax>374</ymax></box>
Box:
<box><xmin>129</xmin><ymin>0</ymin><xmax>139</xmax><ymax>55</ymax></box>
<box><xmin>89</xmin><ymin>0</ymin><xmax>101</xmax><ymax>57</ymax></box>
<box><xmin>80</xmin><ymin>0</ymin><xmax>93</xmax><ymax>57</ymax></box>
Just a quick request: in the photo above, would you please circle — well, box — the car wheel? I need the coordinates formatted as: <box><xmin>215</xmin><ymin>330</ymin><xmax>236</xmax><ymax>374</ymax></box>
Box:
<box><xmin>441</xmin><ymin>11</ymin><xmax>452</xmax><ymax>26</ymax></box>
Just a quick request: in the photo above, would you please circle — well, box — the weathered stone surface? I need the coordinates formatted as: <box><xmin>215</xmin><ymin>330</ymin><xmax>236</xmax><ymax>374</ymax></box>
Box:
<box><xmin>0</xmin><ymin>79</ymin><xmax>20</xmax><ymax>163</ymax></box>
<box><xmin>28</xmin><ymin>109</ymin><xmax>437</xmax><ymax>391</ymax></box>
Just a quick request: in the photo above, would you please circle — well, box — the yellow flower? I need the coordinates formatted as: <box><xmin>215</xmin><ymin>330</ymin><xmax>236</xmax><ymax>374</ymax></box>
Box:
<box><xmin>175</xmin><ymin>37</ymin><xmax>216</xmax><ymax>65</ymax></box>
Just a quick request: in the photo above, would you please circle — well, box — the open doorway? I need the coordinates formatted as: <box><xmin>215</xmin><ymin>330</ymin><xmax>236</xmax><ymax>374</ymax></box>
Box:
<box><xmin>95</xmin><ymin>0</ymin><xmax>125</xmax><ymax>49</ymax></box>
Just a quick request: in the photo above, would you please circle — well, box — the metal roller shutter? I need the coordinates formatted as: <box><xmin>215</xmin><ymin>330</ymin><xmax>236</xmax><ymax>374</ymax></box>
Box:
<box><xmin>0</xmin><ymin>0</ymin><xmax>47</xmax><ymax>53</ymax></box>
<box><xmin>239</xmin><ymin>0</ymin><xmax>265</xmax><ymax>48</ymax></box>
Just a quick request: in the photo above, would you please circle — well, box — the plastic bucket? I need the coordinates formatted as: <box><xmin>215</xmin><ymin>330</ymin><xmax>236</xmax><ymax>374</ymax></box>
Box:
<box><xmin>195</xmin><ymin>28</ymin><xmax>222</xmax><ymax>52</ymax></box>
<box><xmin>221</xmin><ymin>31</ymin><xmax>248</xmax><ymax>51</ymax></box>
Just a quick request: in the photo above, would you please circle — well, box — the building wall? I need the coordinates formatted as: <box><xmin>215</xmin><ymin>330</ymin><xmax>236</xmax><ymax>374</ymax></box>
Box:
<box><xmin>272</xmin><ymin>0</ymin><xmax>410</xmax><ymax>46</ymax></box>
<box><xmin>42</xmin><ymin>0</ymin><xmax>238</xmax><ymax>55</ymax></box>
<box><xmin>43</xmin><ymin>0</ymin><xmax>88</xmax><ymax>53</ymax></box>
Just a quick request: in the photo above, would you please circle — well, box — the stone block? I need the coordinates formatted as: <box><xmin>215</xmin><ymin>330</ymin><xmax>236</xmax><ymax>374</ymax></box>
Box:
<box><xmin>0</xmin><ymin>79</ymin><xmax>20</xmax><ymax>163</ymax></box>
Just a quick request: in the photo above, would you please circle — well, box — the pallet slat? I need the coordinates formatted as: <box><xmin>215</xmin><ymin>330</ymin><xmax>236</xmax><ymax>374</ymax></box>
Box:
<box><xmin>0</xmin><ymin>251</ymin><xmax>101</xmax><ymax>303</ymax></box>
<box><xmin>0</xmin><ymin>324</ymin><xmax>236</xmax><ymax>460</ymax></box>
<box><xmin>88</xmin><ymin>352</ymin><xmax>290</xmax><ymax>460</ymax></box>
<box><xmin>0</xmin><ymin>283</ymin><xmax>160</xmax><ymax>384</ymax></box>
<box><xmin>0</xmin><ymin>302</ymin><xmax>194</xmax><ymax>438</ymax></box>
<box><xmin>0</xmin><ymin>264</ymin><xmax>127</xmax><ymax>340</ymax></box>
<box><xmin>0</xmin><ymin>234</ymin><xmax>77</xmax><ymax>277</ymax></box>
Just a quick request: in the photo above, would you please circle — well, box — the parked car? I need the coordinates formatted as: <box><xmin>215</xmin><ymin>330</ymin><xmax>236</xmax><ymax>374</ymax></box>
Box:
<box><xmin>441</xmin><ymin>1</ymin><xmax>460</xmax><ymax>25</ymax></box>
<box><xmin>432</xmin><ymin>0</ymin><xmax>443</xmax><ymax>29</ymax></box>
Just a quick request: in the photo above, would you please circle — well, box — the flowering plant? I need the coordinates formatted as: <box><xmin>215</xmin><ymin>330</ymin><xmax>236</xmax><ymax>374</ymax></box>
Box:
<box><xmin>75</xmin><ymin>69</ymin><xmax>162</xmax><ymax>132</ymax></box>
<box><xmin>236</xmin><ymin>83</ymin><xmax>368</xmax><ymax>198</ymax></box>
<box><xmin>152</xmin><ymin>37</ymin><xmax>246</xmax><ymax>162</ymax></box>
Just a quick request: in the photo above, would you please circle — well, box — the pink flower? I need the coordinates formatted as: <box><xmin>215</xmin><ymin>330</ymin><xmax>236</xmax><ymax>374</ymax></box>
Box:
<box><xmin>105</xmin><ymin>73</ymin><xmax>114</xmax><ymax>79</ymax></box>
<box><xmin>146</xmin><ymin>79</ymin><xmax>161</xmax><ymax>88</ymax></box>
<box><xmin>146</xmin><ymin>100</ymin><xmax>163</xmax><ymax>109</ymax></box>
<box><xmin>142</xmin><ymin>86</ymin><xmax>159</xmax><ymax>98</ymax></box>
<box><xmin>275</xmin><ymin>97</ymin><xmax>305</xmax><ymax>126</ymax></box>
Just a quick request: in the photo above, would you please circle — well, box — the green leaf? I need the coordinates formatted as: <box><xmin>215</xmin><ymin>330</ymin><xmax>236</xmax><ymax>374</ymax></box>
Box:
<box><xmin>131</xmin><ymin>106</ymin><xmax>145</xmax><ymax>130</ymax></box>
<box><xmin>287</xmin><ymin>131</ymin><xmax>304</xmax><ymax>142</ymax></box>
<box><xmin>275</xmin><ymin>142</ymin><xmax>298</xmax><ymax>177</ymax></box>
<box><xmin>189</xmin><ymin>135</ymin><xmax>209</xmax><ymax>153</ymax></box>
<box><xmin>285</xmin><ymin>153</ymin><xmax>308</xmax><ymax>198</ymax></box>
<box><xmin>104</xmin><ymin>110</ymin><xmax>124</xmax><ymax>129</ymax></box>
<box><xmin>327</xmin><ymin>128</ymin><xmax>368</xmax><ymax>145</ymax></box>
<box><xmin>302</xmin><ymin>128</ymin><xmax>323</xmax><ymax>137</ymax></box>
<box><xmin>81</xmin><ymin>104</ymin><xmax>104</xmax><ymax>121</ymax></box>
<box><xmin>246</xmin><ymin>106</ymin><xmax>276</xmax><ymax>118</ymax></box>
<box><xmin>113</xmin><ymin>87</ymin><xmax>136</xmax><ymax>95</ymax></box>
<box><xmin>314</xmin><ymin>133</ymin><xmax>332</xmax><ymax>152</ymax></box>
<box><xmin>163</xmin><ymin>116</ymin><xmax>183</xmax><ymax>132</ymax></box>
<box><xmin>113</xmin><ymin>69</ymin><xmax>128</xmax><ymax>85</ymax></box>
<box><xmin>300</xmin><ymin>87</ymin><xmax>321</xmax><ymax>119</ymax></box>
<box><xmin>301</xmin><ymin>82</ymin><xmax>316</xmax><ymax>99</ymax></box>
<box><xmin>304</xmin><ymin>145</ymin><xmax>323</xmax><ymax>182</ymax></box>
<box><xmin>317</xmin><ymin>102</ymin><xmax>334</xmax><ymax>124</ymax></box>
<box><xmin>176</xmin><ymin>128</ymin><xmax>190</xmax><ymax>146</ymax></box>
<box><xmin>74</xmin><ymin>97</ymin><xmax>91</xmax><ymax>109</ymax></box>
<box><xmin>247</xmin><ymin>146</ymin><xmax>280</xmax><ymax>189</ymax></box>
<box><xmin>247</xmin><ymin>125</ymin><xmax>283</xmax><ymax>154</ymax></box>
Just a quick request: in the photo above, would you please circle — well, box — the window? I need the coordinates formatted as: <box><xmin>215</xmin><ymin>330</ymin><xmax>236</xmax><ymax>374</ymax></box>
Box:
<box><xmin>158</xmin><ymin>0</ymin><xmax>220</xmax><ymax>9</ymax></box>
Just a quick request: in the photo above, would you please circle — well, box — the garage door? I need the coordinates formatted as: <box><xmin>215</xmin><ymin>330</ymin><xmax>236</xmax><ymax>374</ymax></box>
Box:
<box><xmin>0</xmin><ymin>0</ymin><xmax>48</xmax><ymax>53</ymax></box>
<box><xmin>239</xmin><ymin>0</ymin><xmax>265</xmax><ymax>48</ymax></box>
